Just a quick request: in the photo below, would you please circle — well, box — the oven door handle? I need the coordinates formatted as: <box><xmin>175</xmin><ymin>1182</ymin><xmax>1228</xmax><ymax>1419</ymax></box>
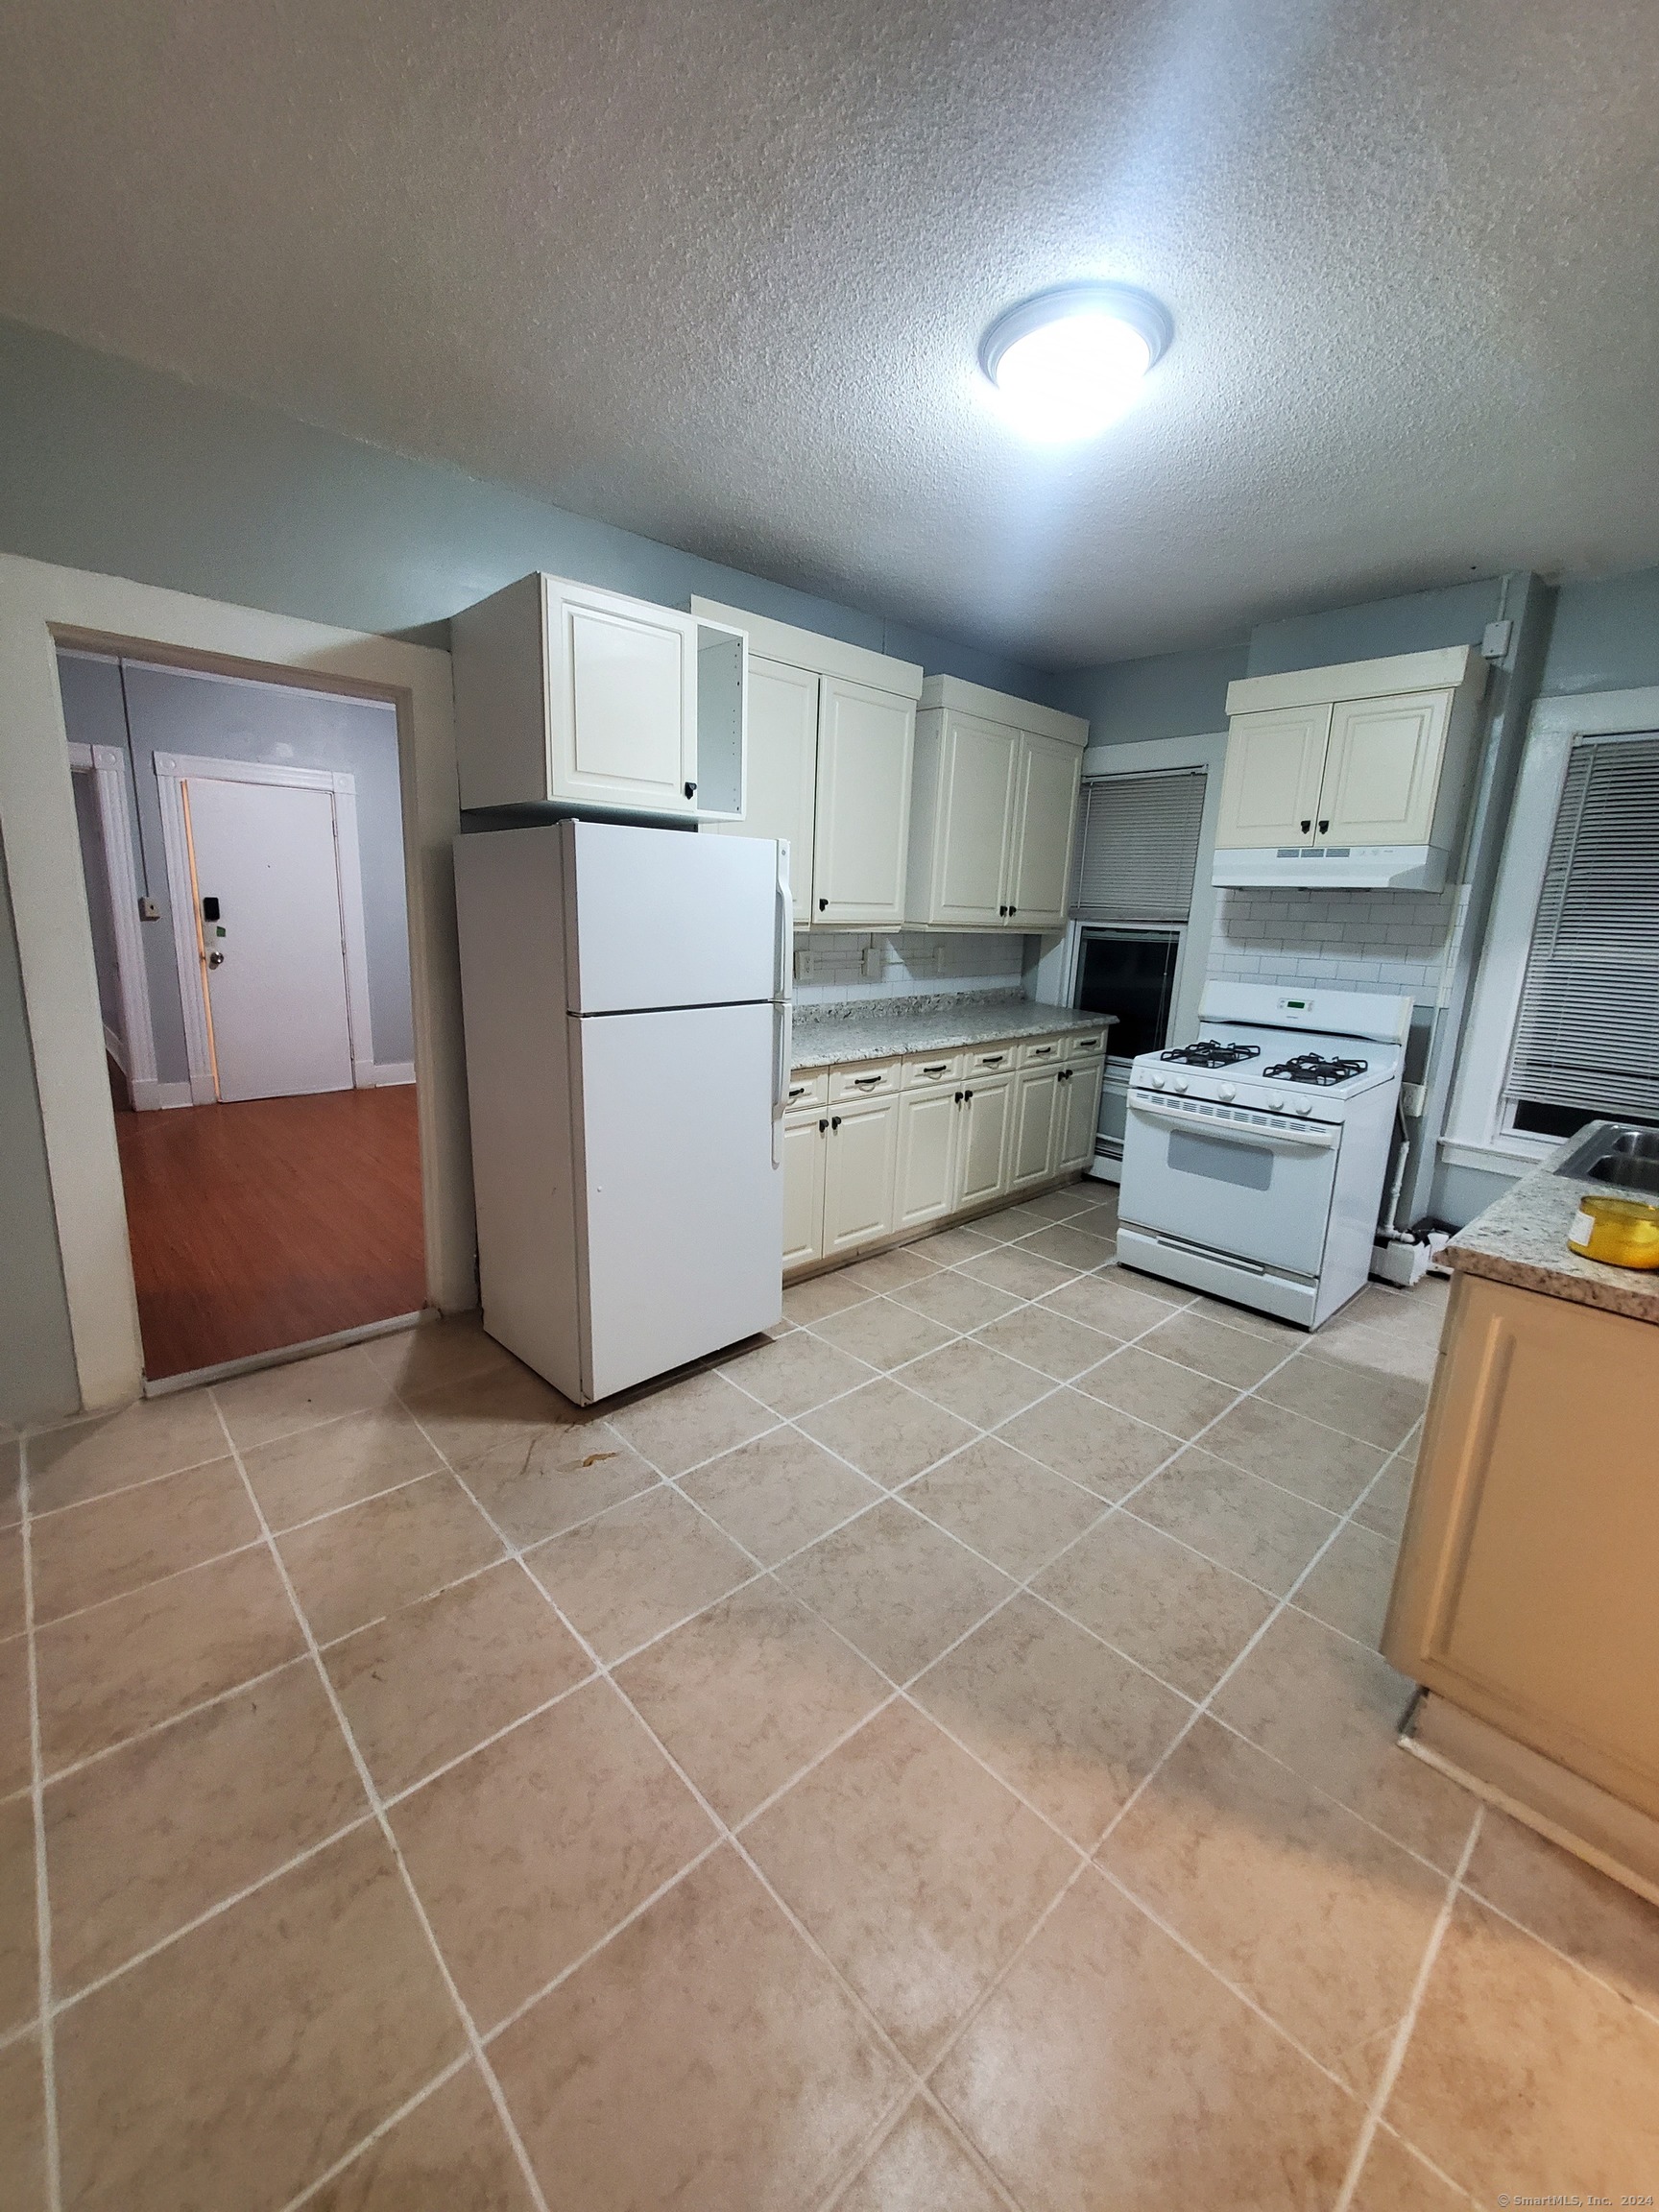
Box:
<box><xmin>1127</xmin><ymin>1096</ymin><xmax>1338</xmax><ymax>1151</ymax></box>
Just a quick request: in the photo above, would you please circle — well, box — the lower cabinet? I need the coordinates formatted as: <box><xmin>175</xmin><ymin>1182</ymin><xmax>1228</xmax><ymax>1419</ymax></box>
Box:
<box><xmin>782</xmin><ymin>1032</ymin><xmax>1104</xmax><ymax>1274</ymax></box>
<box><xmin>896</xmin><ymin>1085</ymin><xmax>960</xmax><ymax>1230</ymax></box>
<box><xmin>822</xmin><ymin>1094</ymin><xmax>900</xmax><ymax>1257</ymax></box>
<box><xmin>1009</xmin><ymin>1066</ymin><xmax>1061</xmax><ymax>1190</ymax></box>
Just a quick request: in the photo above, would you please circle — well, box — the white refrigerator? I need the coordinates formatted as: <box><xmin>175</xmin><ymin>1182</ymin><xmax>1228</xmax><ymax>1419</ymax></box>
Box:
<box><xmin>454</xmin><ymin>818</ymin><xmax>790</xmax><ymax>1403</ymax></box>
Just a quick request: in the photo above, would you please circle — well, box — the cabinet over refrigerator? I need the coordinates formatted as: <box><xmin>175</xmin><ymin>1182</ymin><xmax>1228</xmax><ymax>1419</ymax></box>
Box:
<box><xmin>454</xmin><ymin>819</ymin><xmax>791</xmax><ymax>1403</ymax></box>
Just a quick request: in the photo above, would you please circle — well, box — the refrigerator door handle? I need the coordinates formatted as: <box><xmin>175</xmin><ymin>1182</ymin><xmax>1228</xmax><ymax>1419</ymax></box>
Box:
<box><xmin>771</xmin><ymin>839</ymin><xmax>792</xmax><ymax>1169</ymax></box>
<box><xmin>773</xmin><ymin>839</ymin><xmax>792</xmax><ymax>1002</ymax></box>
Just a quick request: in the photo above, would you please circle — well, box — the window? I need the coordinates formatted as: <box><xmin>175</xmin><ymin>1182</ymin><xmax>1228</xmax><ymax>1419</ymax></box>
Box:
<box><xmin>1501</xmin><ymin>732</ymin><xmax>1659</xmax><ymax>1139</ymax></box>
<box><xmin>1070</xmin><ymin>768</ymin><xmax>1206</xmax><ymax>926</ymax></box>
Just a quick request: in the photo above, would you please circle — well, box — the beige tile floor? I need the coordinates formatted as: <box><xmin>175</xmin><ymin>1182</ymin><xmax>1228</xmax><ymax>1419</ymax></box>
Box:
<box><xmin>3</xmin><ymin>1181</ymin><xmax>1657</xmax><ymax>2208</ymax></box>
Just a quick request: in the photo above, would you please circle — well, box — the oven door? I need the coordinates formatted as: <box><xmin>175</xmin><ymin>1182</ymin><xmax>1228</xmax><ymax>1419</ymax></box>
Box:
<box><xmin>1120</xmin><ymin>1093</ymin><xmax>1340</xmax><ymax>1277</ymax></box>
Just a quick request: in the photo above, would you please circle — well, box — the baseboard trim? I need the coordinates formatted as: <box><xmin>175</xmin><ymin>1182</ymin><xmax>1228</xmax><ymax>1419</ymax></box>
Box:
<box><xmin>142</xmin><ymin>1309</ymin><xmax>435</xmax><ymax>1397</ymax></box>
<box><xmin>1403</xmin><ymin>1691</ymin><xmax>1659</xmax><ymax>1908</ymax></box>
<box><xmin>130</xmin><ymin>1078</ymin><xmax>197</xmax><ymax>1112</ymax></box>
<box><xmin>372</xmin><ymin>1061</ymin><xmax>417</xmax><ymax>1087</ymax></box>
<box><xmin>784</xmin><ymin>1168</ymin><xmax>1107</xmax><ymax>1287</ymax></box>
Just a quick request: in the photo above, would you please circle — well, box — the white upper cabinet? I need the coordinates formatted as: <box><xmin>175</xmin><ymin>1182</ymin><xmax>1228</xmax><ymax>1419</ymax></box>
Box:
<box><xmin>1214</xmin><ymin>646</ymin><xmax>1487</xmax><ymax>891</ymax></box>
<box><xmin>906</xmin><ymin>676</ymin><xmax>1087</xmax><ymax>930</ymax></box>
<box><xmin>452</xmin><ymin>574</ymin><xmax>749</xmax><ymax>819</ymax></box>
<box><xmin>690</xmin><ymin>599</ymin><xmax>922</xmax><ymax>927</ymax></box>
<box><xmin>1214</xmin><ymin>705</ymin><xmax>1333</xmax><ymax>849</ymax></box>
<box><xmin>813</xmin><ymin>676</ymin><xmax>917</xmax><ymax>925</ymax></box>
<box><xmin>1317</xmin><ymin>689</ymin><xmax>1452</xmax><ymax>846</ymax></box>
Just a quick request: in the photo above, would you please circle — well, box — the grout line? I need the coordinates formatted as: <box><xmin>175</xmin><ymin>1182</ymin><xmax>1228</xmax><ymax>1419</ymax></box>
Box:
<box><xmin>1329</xmin><ymin>1806</ymin><xmax>1484</xmax><ymax>2212</ymax></box>
<box><xmin>204</xmin><ymin>1396</ymin><xmax>555</xmax><ymax>2212</ymax></box>
<box><xmin>17</xmin><ymin>1435</ymin><xmax>62</xmax><ymax>2212</ymax></box>
<box><xmin>277</xmin><ymin>2051</ymin><xmax>476</xmax><ymax>2212</ymax></box>
<box><xmin>30</xmin><ymin>1652</ymin><xmax>314</xmax><ymax>1793</ymax></box>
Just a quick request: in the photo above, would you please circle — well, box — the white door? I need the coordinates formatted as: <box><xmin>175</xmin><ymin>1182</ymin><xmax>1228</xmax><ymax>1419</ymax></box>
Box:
<box><xmin>823</xmin><ymin>1094</ymin><xmax>900</xmax><ymax>1254</ymax></box>
<box><xmin>811</xmin><ymin>677</ymin><xmax>916</xmax><ymax>925</ymax></box>
<box><xmin>782</xmin><ymin>1110</ymin><xmax>828</xmax><ymax>1270</ymax></box>
<box><xmin>549</xmin><ymin>582</ymin><xmax>698</xmax><ymax>817</ymax></box>
<box><xmin>1317</xmin><ymin>689</ymin><xmax>1452</xmax><ymax>846</ymax></box>
<box><xmin>565</xmin><ymin>819</ymin><xmax>783</xmax><ymax>1012</ymax></box>
<box><xmin>896</xmin><ymin>1087</ymin><xmax>960</xmax><ymax>1229</ymax></box>
<box><xmin>1009</xmin><ymin>1066</ymin><xmax>1061</xmax><ymax>1189</ymax></box>
<box><xmin>574</xmin><ymin>1000</ymin><xmax>781</xmax><ymax>1397</ymax></box>
<box><xmin>931</xmin><ymin>713</ymin><xmax>1020</xmax><ymax>925</ymax></box>
<box><xmin>183</xmin><ymin>776</ymin><xmax>354</xmax><ymax>1103</ymax></box>
<box><xmin>1214</xmin><ymin>707</ymin><xmax>1333</xmax><ymax>849</ymax></box>
<box><xmin>712</xmin><ymin>658</ymin><xmax>819</xmax><ymax>925</ymax></box>
<box><xmin>955</xmin><ymin>1073</ymin><xmax>1012</xmax><ymax>1207</ymax></box>
<box><xmin>1007</xmin><ymin>733</ymin><xmax>1082</xmax><ymax>927</ymax></box>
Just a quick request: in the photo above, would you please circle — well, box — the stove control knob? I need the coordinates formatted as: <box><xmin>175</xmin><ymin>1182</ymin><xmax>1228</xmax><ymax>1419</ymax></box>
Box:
<box><xmin>1266</xmin><ymin>1094</ymin><xmax>1286</xmax><ymax>1113</ymax></box>
<box><xmin>1293</xmin><ymin>1098</ymin><xmax>1313</xmax><ymax>1117</ymax></box>
<box><xmin>1218</xmin><ymin>1083</ymin><xmax>1237</xmax><ymax>1102</ymax></box>
<box><xmin>1171</xmin><ymin>1076</ymin><xmax>1189</xmax><ymax>1094</ymax></box>
<box><xmin>1148</xmin><ymin>1071</ymin><xmax>1166</xmax><ymax>1090</ymax></box>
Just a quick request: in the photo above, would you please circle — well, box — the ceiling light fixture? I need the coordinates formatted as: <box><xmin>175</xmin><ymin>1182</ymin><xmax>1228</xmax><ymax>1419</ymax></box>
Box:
<box><xmin>979</xmin><ymin>281</ymin><xmax>1172</xmax><ymax>445</ymax></box>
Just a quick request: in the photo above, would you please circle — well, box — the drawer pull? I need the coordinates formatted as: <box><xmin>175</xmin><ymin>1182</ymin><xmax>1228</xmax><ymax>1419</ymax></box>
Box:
<box><xmin>921</xmin><ymin>1063</ymin><xmax>948</xmax><ymax>1077</ymax></box>
<box><xmin>980</xmin><ymin>1053</ymin><xmax>1005</xmax><ymax>1067</ymax></box>
<box><xmin>853</xmin><ymin>1075</ymin><xmax>883</xmax><ymax>1089</ymax></box>
<box><xmin>1031</xmin><ymin>1046</ymin><xmax>1054</xmax><ymax>1057</ymax></box>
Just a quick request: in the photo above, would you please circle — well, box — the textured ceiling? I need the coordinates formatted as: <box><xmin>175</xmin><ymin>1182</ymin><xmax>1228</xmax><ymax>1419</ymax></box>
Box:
<box><xmin>2</xmin><ymin>0</ymin><xmax>1657</xmax><ymax>664</ymax></box>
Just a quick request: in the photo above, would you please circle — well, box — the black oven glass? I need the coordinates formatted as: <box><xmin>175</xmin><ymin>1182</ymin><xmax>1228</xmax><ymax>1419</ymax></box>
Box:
<box><xmin>1078</xmin><ymin>932</ymin><xmax>1180</xmax><ymax>1061</ymax></box>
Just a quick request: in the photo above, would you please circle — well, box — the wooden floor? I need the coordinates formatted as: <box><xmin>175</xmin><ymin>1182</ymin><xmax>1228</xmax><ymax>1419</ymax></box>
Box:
<box><xmin>115</xmin><ymin>1085</ymin><xmax>426</xmax><ymax>1380</ymax></box>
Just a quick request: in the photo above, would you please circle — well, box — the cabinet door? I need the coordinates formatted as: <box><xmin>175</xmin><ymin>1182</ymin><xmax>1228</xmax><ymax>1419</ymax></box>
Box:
<box><xmin>1009</xmin><ymin>1067</ymin><xmax>1061</xmax><ymax>1190</ymax></box>
<box><xmin>1214</xmin><ymin>707</ymin><xmax>1332</xmax><ymax>849</ymax></box>
<box><xmin>1055</xmin><ymin>1063</ymin><xmax>1103</xmax><ymax>1173</ymax></box>
<box><xmin>713</xmin><ymin>657</ymin><xmax>818</xmax><ymax>923</ymax></box>
<box><xmin>823</xmin><ymin>1095</ymin><xmax>900</xmax><ymax>1255</ymax></box>
<box><xmin>549</xmin><ymin>583</ymin><xmax>698</xmax><ymax>816</ymax></box>
<box><xmin>1006</xmin><ymin>732</ymin><xmax>1082</xmax><ymax>927</ymax></box>
<box><xmin>954</xmin><ymin>1073</ymin><xmax>1013</xmax><ymax>1207</ymax></box>
<box><xmin>930</xmin><ymin>712</ymin><xmax>1020</xmax><ymax>926</ymax></box>
<box><xmin>812</xmin><ymin>678</ymin><xmax>916</xmax><ymax>925</ymax></box>
<box><xmin>781</xmin><ymin>1111</ymin><xmax>827</xmax><ymax>1272</ymax></box>
<box><xmin>1318</xmin><ymin>689</ymin><xmax>1452</xmax><ymax>847</ymax></box>
<box><xmin>896</xmin><ymin>1087</ymin><xmax>960</xmax><ymax>1230</ymax></box>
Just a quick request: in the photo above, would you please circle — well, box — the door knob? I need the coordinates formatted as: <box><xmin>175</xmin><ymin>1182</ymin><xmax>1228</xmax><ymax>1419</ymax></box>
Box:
<box><xmin>206</xmin><ymin>949</ymin><xmax>225</xmax><ymax>969</ymax></box>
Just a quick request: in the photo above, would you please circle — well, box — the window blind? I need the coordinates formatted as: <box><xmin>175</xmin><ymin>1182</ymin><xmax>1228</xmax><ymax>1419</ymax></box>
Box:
<box><xmin>1070</xmin><ymin>769</ymin><xmax>1206</xmax><ymax>926</ymax></box>
<box><xmin>1502</xmin><ymin>732</ymin><xmax>1659</xmax><ymax>1128</ymax></box>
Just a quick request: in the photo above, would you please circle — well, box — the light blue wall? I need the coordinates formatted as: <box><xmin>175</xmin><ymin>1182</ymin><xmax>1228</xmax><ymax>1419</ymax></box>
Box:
<box><xmin>1047</xmin><ymin>639</ymin><xmax>1248</xmax><ymax>746</ymax></box>
<box><xmin>0</xmin><ymin>318</ymin><xmax>1053</xmax><ymax>696</ymax></box>
<box><xmin>1245</xmin><ymin>577</ymin><xmax>1504</xmax><ymax>677</ymax></box>
<box><xmin>1539</xmin><ymin>566</ymin><xmax>1659</xmax><ymax>697</ymax></box>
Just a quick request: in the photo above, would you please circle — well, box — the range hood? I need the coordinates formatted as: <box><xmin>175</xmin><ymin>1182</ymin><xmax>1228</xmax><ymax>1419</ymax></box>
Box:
<box><xmin>1211</xmin><ymin>843</ymin><xmax>1448</xmax><ymax>891</ymax></box>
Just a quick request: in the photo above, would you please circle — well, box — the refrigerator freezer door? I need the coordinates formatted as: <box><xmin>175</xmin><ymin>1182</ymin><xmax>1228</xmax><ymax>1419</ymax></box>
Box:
<box><xmin>564</xmin><ymin>818</ymin><xmax>779</xmax><ymax>1013</ymax></box>
<box><xmin>572</xmin><ymin>999</ymin><xmax>783</xmax><ymax>1399</ymax></box>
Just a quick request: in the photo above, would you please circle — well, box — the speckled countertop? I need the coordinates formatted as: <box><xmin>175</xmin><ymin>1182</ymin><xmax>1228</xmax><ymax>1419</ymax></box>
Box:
<box><xmin>1447</xmin><ymin>1126</ymin><xmax>1659</xmax><ymax>1325</ymax></box>
<box><xmin>790</xmin><ymin>994</ymin><xmax>1112</xmax><ymax>1071</ymax></box>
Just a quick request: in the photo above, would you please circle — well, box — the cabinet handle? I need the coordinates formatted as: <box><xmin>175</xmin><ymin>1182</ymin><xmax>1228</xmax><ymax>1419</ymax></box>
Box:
<box><xmin>981</xmin><ymin>1054</ymin><xmax>1004</xmax><ymax>1066</ymax></box>
<box><xmin>1008</xmin><ymin>906</ymin><xmax>1018</xmax><ymax>918</ymax></box>
<box><xmin>830</xmin><ymin>1115</ymin><xmax>841</xmax><ymax>1131</ymax></box>
<box><xmin>1032</xmin><ymin>1046</ymin><xmax>1053</xmax><ymax>1058</ymax></box>
<box><xmin>853</xmin><ymin>1076</ymin><xmax>882</xmax><ymax>1090</ymax></box>
<box><xmin>963</xmin><ymin>1089</ymin><xmax>974</xmax><ymax>1103</ymax></box>
<box><xmin>922</xmin><ymin>1063</ymin><xmax>948</xmax><ymax>1077</ymax></box>
<box><xmin>954</xmin><ymin>1091</ymin><xmax>963</xmax><ymax>1104</ymax></box>
<box><xmin>818</xmin><ymin>897</ymin><xmax>828</xmax><ymax>912</ymax></box>
<box><xmin>819</xmin><ymin>1118</ymin><xmax>829</xmax><ymax>1134</ymax></box>
<box><xmin>1300</xmin><ymin>818</ymin><xmax>1311</xmax><ymax>833</ymax></box>
<box><xmin>1058</xmin><ymin>1068</ymin><xmax>1072</xmax><ymax>1083</ymax></box>
<box><xmin>1317</xmin><ymin>818</ymin><xmax>1330</xmax><ymax>833</ymax></box>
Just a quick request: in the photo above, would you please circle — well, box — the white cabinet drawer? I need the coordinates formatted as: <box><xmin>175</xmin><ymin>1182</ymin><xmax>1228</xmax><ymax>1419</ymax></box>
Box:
<box><xmin>1065</xmin><ymin>1031</ymin><xmax>1106</xmax><ymax>1064</ymax></box>
<box><xmin>830</xmin><ymin>1059</ymin><xmax>901</xmax><ymax>1102</ymax></box>
<box><xmin>1017</xmin><ymin>1035</ymin><xmax>1063</xmax><ymax>1068</ymax></box>
<box><xmin>963</xmin><ymin>1043</ymin><xmax>1016</xmax><ymax>1078</ymax></box>
<box><xmin>783</xmin><ymin>1070</ymin><xmax>828</xmax><ymax>1112</ymax></box>
<box><xmin>902</xmin><ymin>1050</ymin><xmax>963</xmax><ymax>1091</ymax></box>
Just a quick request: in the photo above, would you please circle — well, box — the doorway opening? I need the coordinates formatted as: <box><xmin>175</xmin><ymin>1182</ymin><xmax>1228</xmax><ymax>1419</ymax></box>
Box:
<box><xmin>60</xmin><ymin>649</ymin><xmax>426</xmax><ymax>1385</ymax></box>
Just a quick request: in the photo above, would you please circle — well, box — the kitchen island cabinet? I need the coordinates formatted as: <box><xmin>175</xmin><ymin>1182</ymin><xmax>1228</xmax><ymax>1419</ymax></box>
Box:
<box><xmin>1383</xmin><ymin>1140</ymin><xmax>1659</xmax><ymax>1891</ymax></box>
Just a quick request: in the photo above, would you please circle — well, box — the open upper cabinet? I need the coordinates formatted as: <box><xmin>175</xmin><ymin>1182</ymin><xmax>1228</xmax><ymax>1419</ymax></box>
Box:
<box><xmin>452</xmin><ymin>573</ymin><xmax>747</xmax><ymax>820</ymax></box>
<box><xmin>1213</xmin><ymin>645</ymin><xmax>1488</xmax><ymax>889</ymax></box>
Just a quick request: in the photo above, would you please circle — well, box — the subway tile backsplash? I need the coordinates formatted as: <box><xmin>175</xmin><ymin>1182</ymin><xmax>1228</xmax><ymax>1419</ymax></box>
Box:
<box><xmin>1207</xmin><ymin>886</ymin><xmax>1468</xmax><ymax>1008</ymax></box>
<box><xmin>794</xmin><ymin>929</ymin><xmax>1028</xmax><ymax>1006</ymax></box>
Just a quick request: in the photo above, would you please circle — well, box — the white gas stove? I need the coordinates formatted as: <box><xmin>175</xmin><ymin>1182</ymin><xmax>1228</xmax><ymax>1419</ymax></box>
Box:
<box><xmin>1117</xmin><ymin>982</ymin><xmax>1412</xmax><ymax>1328</ymax></box>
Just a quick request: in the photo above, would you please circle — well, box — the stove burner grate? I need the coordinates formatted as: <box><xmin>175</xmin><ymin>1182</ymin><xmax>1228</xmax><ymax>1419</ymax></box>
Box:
<box><xmin>1159</xmin><ymin>1041</ymin><xmax>1262</xmax><ymax>1070</ymax></box>
<box><xmin>1262</xmin><ymin>1053</ymin><xmax>1369</xmax><ymax>1087</ymax></box>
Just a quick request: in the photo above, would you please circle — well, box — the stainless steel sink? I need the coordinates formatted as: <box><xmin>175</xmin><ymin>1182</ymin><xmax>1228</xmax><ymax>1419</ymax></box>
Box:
<box><xmin>1553</xmin><ymin>1121</ymin><xmax>1659</xmax><ymax>1197</ymax></box>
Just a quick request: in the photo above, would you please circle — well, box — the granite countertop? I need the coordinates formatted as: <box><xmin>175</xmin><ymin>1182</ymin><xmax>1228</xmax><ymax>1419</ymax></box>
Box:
<box><xmin>790</xmin><ymin>994</ymin><xmax>1112</xmax><ymax>1071</ymax></box>
<box><xmin>1446</xmin><ymin>1125</ymin><xmax>1659</xmax><ymax>1325</ymax></box>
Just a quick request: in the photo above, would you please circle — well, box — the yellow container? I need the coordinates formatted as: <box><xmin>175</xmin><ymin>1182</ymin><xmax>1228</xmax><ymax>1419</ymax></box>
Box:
<box><xmin>1567</xmin><ymin>1191</ymin><xmax>1659</xmax><ymax>1270</ymax></box>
